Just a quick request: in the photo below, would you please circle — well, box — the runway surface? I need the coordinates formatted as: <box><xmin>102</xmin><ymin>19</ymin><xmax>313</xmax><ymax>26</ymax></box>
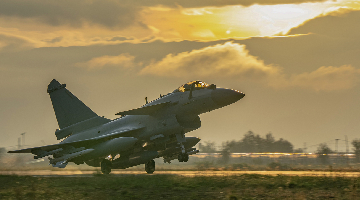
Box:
<box><xmin>1</xmin><ymin>170</ymin><xmax>360</xmax><ymax>177</ymax></box>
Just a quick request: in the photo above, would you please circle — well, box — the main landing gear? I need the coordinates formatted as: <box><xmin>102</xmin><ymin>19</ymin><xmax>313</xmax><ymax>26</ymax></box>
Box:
<box><xmin>178</xmin><ymin>153</ymin><xmax>189</xmax><ymax>162</ymax></box>
<box><xmin>101</xmin><ymin>159</ymin><xmax>112</xmax><ymax>174</ymax></box>
<box><xmin>145</xmin><ymin>160</ymin><xmax>155</xmax><ymax>174</ymax></box>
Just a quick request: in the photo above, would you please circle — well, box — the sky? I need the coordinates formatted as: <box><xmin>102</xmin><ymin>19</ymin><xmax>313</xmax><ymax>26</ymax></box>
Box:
<box><xmin>1</xmin><ymin>0</ymin><xmax>360</xmax><ymax>152</ymax></box>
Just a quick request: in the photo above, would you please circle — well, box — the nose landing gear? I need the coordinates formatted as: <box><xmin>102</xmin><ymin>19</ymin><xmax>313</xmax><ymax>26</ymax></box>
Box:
<box><xmin>145</xmin><ymin>159</ymin><xmax>155</xmax><ymax>174</ymax></box>
<box><xmin>101</xmin><ymin>159</ymin><xmax>112</xmax><ymax>174</ymax></box>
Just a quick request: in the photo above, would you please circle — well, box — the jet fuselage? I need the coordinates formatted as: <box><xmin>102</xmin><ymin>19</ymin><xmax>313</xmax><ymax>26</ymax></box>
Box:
<box><xmin>9</xmin><ymin>80</ymin><xmax>245</xmax><ymax>174</ymax></box>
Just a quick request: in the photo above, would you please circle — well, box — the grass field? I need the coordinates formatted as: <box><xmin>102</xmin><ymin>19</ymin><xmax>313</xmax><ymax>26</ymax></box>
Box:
<box><xmin>1</xmin><ymin>174</ymin><xmax>359</xmax><ymax>200</ymax></box>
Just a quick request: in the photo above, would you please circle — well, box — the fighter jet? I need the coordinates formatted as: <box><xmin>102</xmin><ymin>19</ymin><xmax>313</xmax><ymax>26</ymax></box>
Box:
<box><xmin>8</xmin><ymin>80</ymin><xmax>245</xmax><ymax>174</ymax></box>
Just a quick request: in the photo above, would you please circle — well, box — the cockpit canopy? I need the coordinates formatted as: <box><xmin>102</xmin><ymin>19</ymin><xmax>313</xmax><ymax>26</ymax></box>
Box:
<box><xmin>173</xmin><ymin>80</ymin><xmax>214</xmax><ymax>93</ymax></box>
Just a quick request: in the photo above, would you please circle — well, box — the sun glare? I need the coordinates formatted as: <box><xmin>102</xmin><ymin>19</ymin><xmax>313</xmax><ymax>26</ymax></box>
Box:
<box><xmin>254</xmin><ymin>4</ymin><xmax>325</xmax><ymax>35</ymax></box>
<box><xmin>222</xmin><ymin>3</ymin><xmax>333</xmax><ymax>37</ymax></box>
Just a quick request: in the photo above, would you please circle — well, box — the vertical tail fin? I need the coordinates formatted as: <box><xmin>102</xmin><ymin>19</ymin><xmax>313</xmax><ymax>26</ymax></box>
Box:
<box><xmin>47</xmin><ymin>79</ymin><xmax>99</xmax><ymax>129</ymax></box>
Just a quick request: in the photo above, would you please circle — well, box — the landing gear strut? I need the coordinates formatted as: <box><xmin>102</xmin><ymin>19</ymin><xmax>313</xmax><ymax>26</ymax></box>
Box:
<box><xmin>145</xmin><ymin>160</ymin><xmax>155</xmax><ymax>174</ymax></box>
<box><xmin>178</xmin><ymin>153</ymin><xmax>189</xmax><ymax>162</ymax></box>
<box><xmin>175</xmin><ymin>133</ymin><xmax>186</xmax><ymax>153</ymax></box>
<box><xmin>101</xmin><ymin>159</ymin><xmax>112</xmax><ymax>174</ymax></box>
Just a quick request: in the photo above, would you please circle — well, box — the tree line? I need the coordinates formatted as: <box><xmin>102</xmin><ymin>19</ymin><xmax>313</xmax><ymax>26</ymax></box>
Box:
<box><xmin>200</xmin><ymin>131</ymin><xmax>302</xmax><ymax>153</ymax></box>
<box><xmin>200</xmin><ymin>131</ymin><xmax>360</xmax><ymax>158</ymax></box>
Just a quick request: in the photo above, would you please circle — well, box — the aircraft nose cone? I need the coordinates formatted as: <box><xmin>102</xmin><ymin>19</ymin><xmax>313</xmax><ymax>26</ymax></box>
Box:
<box><xmin>211</xmin><ymin>88</ymin><xmax>245</xmax><ymax>107</ymax></box>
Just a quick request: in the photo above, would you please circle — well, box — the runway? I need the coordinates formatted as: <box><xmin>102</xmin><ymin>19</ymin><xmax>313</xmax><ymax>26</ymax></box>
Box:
<box><xmin>1</xmin><ymin>170</ymin><xmax>360</xmax><ymax>177</ymax></box>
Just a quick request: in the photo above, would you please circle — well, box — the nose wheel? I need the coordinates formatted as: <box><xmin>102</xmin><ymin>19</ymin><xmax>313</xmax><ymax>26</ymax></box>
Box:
<box><xmin>178</xmin><ymin>153</ymin><xmax>189</xmax><ymax>162</ymax></box>
<box><xmin>145</xmin><ymin>159</ymin><xmax>155</xmax><ymax>174</ymax></box>
<box><xmin>101</xmin><ymin>159</ymin><xmax>112</xmax><ymax>174</ymax></box>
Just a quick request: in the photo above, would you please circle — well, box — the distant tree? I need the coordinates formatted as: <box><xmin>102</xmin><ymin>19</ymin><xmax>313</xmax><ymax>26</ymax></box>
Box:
<box><xmin>199</xmin><ymin>141</ymin><xmax>217</xmax><ymax>153</ymax></box>
<box><xmin>293</xmin><ymin>148</ymin><xmax>304</xmax><ymax>153</ymax></box>
<box><xmin>222</xmin><ymin>140</ymin><xmax>237</xmax><ymax>153</ymax></box>
<box><xmin>273</xmin><ymin>138</ymin><xmax>294</xmax><ymax>153</ymax></box>
<box><xmin>254</xmin><ymin>134</ymin><xmax>265</xmax><ymax>153</ymax></box>
<box><xmin>220</xmin><ymin>131</ymin><xmax>296</xmax><ymax>153</ymax></box>
<box><xmin>0</xmin><ymin>148</ymin><xmax>5</xmax><ymax>162</ymax></box>
<box><xmin>351</xmin><ymin>139</ymin><xmax>360</xmax><ymax>163</ymax></box>
<box><xmin>316</xmin><ymin>143</ymin><xmax>333</xmax><ymax>165</ymax></box>
<box><xmin>240</xmin><ymin>131</ymin><xmax>259</xmax><ymax>153</ymax></box>
<box><xmin>220</xmin><ymin>142</ymin><xmax>231</xmax><ymax>163</ymax></box>
<box><xmin>264</xmin><ymin>133</ymin><xmax>276</xmax><ymax>152</ymax></box>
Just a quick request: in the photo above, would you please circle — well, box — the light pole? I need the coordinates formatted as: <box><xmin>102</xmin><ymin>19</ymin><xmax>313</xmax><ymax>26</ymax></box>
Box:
<box><xmin>21</xmin><ymin>132</ymin><xmax>26</xmax><ymax>147</ymax></box>
<box><xmin>335</xmin><ymin>139</ymin><xmax>340</xmax><ymax>153</ymax></box>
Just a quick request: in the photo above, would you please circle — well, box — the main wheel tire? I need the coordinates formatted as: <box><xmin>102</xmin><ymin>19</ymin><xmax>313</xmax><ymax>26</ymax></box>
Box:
<box><xmin>178</xmin><ymin>154</ymin><xmax>184</xmax><ymax>162</ymax></box>
<box><xmin>101</xmin><ymin>159</ymin><xmax>112</xmax><ymax>174</ymax></box>
<box><xmin>178</xmin><ymin>153</ymin><xmax>189</xmax><ymax>162</ymax></box>
<box><xmin>183</xmin><ymin>153</ymin><xmax>189</xmax><ymax>162</ymax></box>
<box><xmin>145</xmin><ymin>160</ymin><xmax>155</xmax><ymax>174</ymax></box>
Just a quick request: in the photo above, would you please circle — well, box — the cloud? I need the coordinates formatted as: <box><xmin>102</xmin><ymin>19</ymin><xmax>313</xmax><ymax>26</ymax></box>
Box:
<box><xmin>0</xmin><ymin>0</ymin><xmax>339</xmax><ymax>48</ymax></box>
<box><xmin>108</xmin><ymin>36</ymin><xmax>130</xmax><ymax>42</ymax></box>
<box><xmin>0</xmin><ymin>0</ymin><xmax>329</xmax><ymax>30</ymax></box>
<box><xmin>191</xmin><ymin>30</ymin><xmax>216</xmax><ymax>38</ymax></box>
<box><xmin>0</xmin><ymin>33</ymin><xmax>35</xmax><ymax>52</ymax></box>
<box><xmin>45</xmin><ymin>37</ymin><xmax>63</xmax><ymax>44</ymax></box>
<box><xmin>0</xmin><ymin>0</ymin><xmax>143</xmax><ymax>29</ymax></box>
<box><xmin>140</xmin><ymin>42</ymin><xmax>360</xmax><ymax>91</ymax></box>
<box><xmin>239</xmin><ymin>9</ymin><xmax>360</xmax><ymax>75</ymax></box>
<box><xmin>288</xmin><ymin>9</ymin><xmax>360</xmax><ymax>38</ymax></box>
<box><xmin>140</xmin><ymin>0</ymin><xmax>328</xmax><ymax>8</ymax></box>
<box><xmin>76</xmin><ymin>53</ymin><xmax>139</xmax><ymax>69</ymax></box>
<box><xmin>290</xmin><ymin>65</ymin><xmax>360</xmax><ymax>91</ymax></box>
<box><xmin>140</xmin><ymin>42</ymin><xmax>281</xmax><ymax>80</ymax></box>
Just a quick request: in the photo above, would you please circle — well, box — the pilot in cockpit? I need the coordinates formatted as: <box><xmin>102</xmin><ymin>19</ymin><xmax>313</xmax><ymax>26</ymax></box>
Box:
<box><xmin>173</xmin><ymin>81</ymin><xmax>215</xmax><ymax>93</ymax></box>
